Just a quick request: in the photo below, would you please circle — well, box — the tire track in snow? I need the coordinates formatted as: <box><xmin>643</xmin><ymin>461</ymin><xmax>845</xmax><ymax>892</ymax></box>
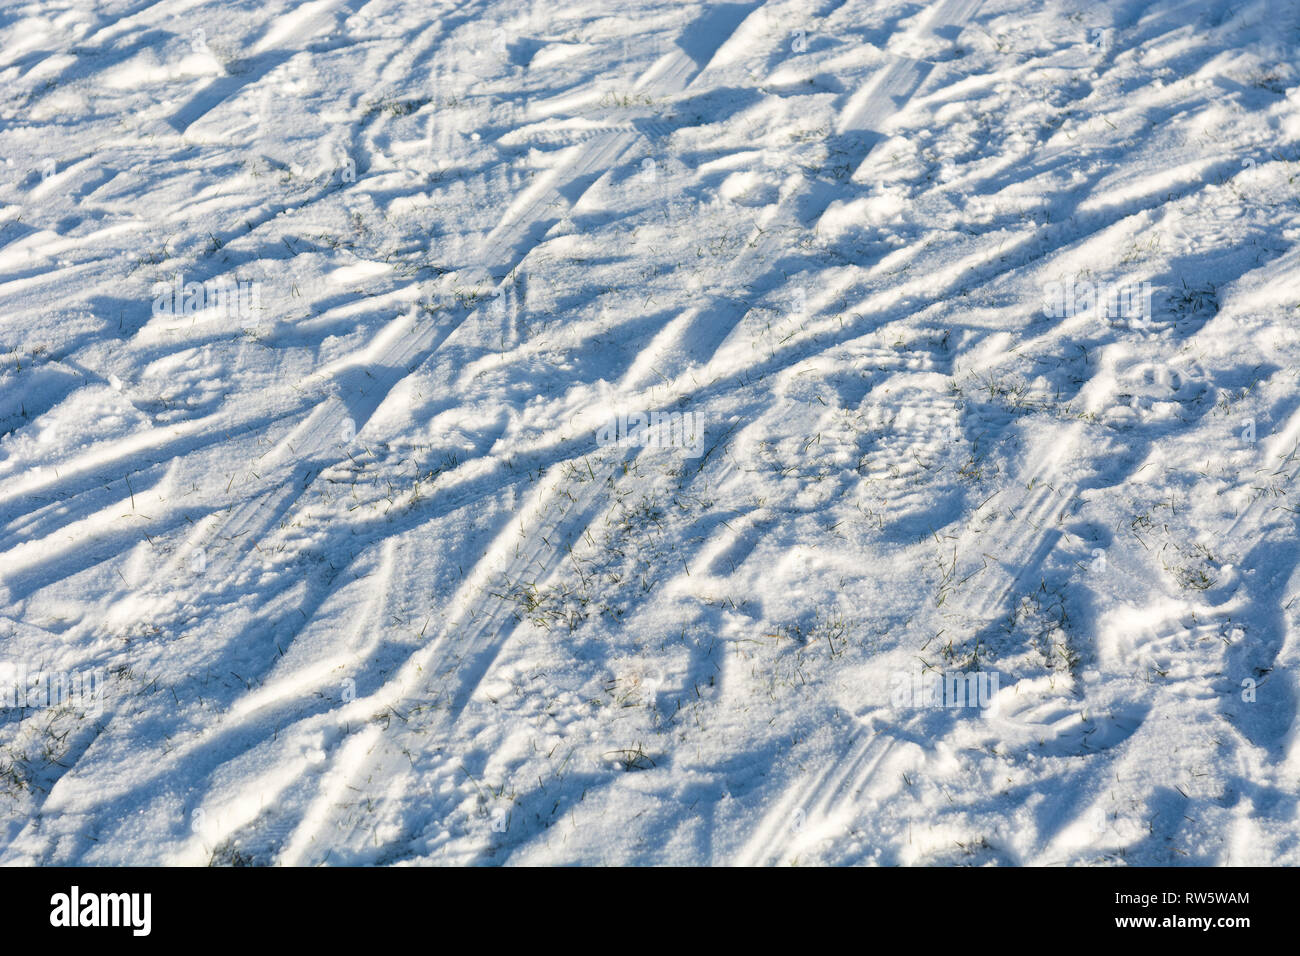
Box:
<box><xmin>621</xmin><ymin>0</ymin><xmax>983</xmax><ymax>393</ymax></box>
<box><xmin>173</xmin><ymin>8</ymin><xmax>765</xmax><ymax>605</ymax></box>
<box><xmin>733</xmin><ymin>724</ymin><xmax>906</xmax><ymax>866</ymax></box>
<box><xmin>117</xmin><ymin>442</ymin><xmax>630</xmax><ymax>865</ymax></box>
<box><xmin>3</xmin><ymin>3</ymin><xmax>755</xmax><ymax>605</ymax></box>
<box><xmin>35</xmin><ymin>5</ymin><xmax>1206</xmax><ymax>642</ymax></box>
<box><xmin>276</xmin><ymin>449</ymin><xmax>629</xmax><ymax>864</ymax></box>
<box><xmin>942</xmin><ymin>421</ymin><xmax>1086</xmax><ymax>622</ymax></box>
<box><xmin>6</xmin><ymin>0</ymin><xmax>997</xmax><ymax>597</ymax></box>
<box><xmin>613</xmin><ymin>0</ymin><xmax>1259</xmax><ymax>415</ymax></box>
<box><xmin>255</xmin><ymin>4</ymin><xmax>805</xmax><ymax>865</ymax></box>
<box><xmin>0</xmin><ymin>438</ymin><xmax>615</xmax><ymax>862</ymax></box>
<box><xmin>6</xmin><ymin>6</ymin><xmax>781</xmax><ymax>865</ymax></box>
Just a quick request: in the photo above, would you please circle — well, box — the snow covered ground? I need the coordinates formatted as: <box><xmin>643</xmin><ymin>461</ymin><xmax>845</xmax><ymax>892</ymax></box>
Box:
<box><xmin>1</xmin><ymin>0</ymin><xmax>1299</xmax><ymax>865</ymax></box>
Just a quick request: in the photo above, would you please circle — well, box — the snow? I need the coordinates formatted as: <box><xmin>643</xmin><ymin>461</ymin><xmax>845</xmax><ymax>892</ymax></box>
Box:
<box><xmin>1</xmin><ymin>0</ymin><xmax>1299</xmax><ymax>865</ymax></box>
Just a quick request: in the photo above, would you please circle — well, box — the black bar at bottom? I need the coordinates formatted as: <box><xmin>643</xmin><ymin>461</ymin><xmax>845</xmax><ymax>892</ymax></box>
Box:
<box><xmin>0</xmin><ymin>865</ymin><xmax>1279</xmax><ymax>943</ymax></box>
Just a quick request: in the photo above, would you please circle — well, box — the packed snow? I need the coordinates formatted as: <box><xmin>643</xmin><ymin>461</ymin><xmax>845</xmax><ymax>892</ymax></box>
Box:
<box><xmin>2</xmin><ymin>0</ymin><xmax>1299</xmax><ymax>865</ymax></box>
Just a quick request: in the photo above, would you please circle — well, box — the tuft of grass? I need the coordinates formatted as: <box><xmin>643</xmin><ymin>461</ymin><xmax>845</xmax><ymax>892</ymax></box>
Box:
<box><xmin>605</xmin><ymin>744</ymin><xmax>656</xmax><ymax>771</ymax></box>
<box><xmin>208</xmin><ymin>840</ymin><xmax>257</xmax><ymax>866</ymax></box>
